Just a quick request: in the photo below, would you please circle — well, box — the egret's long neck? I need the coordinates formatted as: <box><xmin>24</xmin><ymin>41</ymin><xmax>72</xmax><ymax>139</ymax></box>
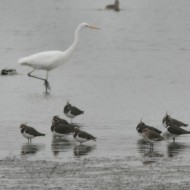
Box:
<box><xmin>64</xmin><ymin>25</ymin><xmax>81</xmax><ymax>59</ymax></box>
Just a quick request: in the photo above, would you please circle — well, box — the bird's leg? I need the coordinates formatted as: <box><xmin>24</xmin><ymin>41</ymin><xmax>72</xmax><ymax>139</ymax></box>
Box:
<box><xmin>150</xmin><ymin>143</ymin><xmax>153</xmax><ymax>150</ymax></box>
<box><xmin>44</xmin><ymin>71</ymin><xmax>50</xmax><ymax>92</ymax></box>
<box><xmin>173</xmin><ymin>137</ymin><xmax>175</xmax><ymax>143</ymax></box>
<box><xmin>28</xmin><ymin>70</ymin><xmax>50</xmax><ymax>93</ymax></box>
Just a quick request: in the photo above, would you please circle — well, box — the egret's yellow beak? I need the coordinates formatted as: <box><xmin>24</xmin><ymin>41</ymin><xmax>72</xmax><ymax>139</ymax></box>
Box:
<box><xmin>88</xmin><ymin>25</ymin><xmax>101</xmax><ymax>30</ymax></box>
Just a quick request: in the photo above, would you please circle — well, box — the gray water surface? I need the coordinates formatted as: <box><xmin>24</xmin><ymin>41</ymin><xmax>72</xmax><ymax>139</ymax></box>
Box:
<box><xmin>0</xmin><ymin>0</ymin><xmax>190</xmax><ymax>170</ymax></box>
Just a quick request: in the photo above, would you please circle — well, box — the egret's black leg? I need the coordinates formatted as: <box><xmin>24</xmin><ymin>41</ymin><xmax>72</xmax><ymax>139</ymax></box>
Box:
<box><xmin>28</xmin><ymin>70</ymin><xmax>50</xmax><ymax>93</ymax></box>
<box><xmin>45</xmin><ymin>71</ymin><xmax>50</xmax><ymax>92</ymax></box>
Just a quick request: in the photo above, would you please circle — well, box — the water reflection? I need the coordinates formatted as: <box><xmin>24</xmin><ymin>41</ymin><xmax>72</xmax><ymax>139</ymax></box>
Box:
<box><xmin>137</xmin><ymin>139</ymin><xmax>164</xmax><ymax>165</ymax></box>
<box><xmin>73</xmin><ymin>144</ymin><xmax>96</xmax><ymax>158</ymax></box>
<box><xmin>143</xmin><ymin>149</ymin><xmax>164</xmax><ymax>158</ymax></box>
<box><xmin>167</xmin><ymin>142</ymin><xmax>188</xmax><ymax>157</ymax></box>
<box><xmin>136</xmin><ymin>139</ymin><xmax>149</xmax><ymax>154</ymax></box>
<box><xmin>21</xmin><ymin>143</ymin><xmax>45</xmax><ymax>155</ymax></box>
<box><xmin>51</xmin><ymin>136</ymin><xmax>74</xmax><ymax>157</ymax></box>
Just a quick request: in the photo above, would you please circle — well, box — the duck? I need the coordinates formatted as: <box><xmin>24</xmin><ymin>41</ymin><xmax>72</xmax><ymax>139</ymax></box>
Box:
<box><xmin>1</xmin><ymin>68</ymin><xmax>17</xmax><ymax>75</ymax></box>
<box><xmin>105</xmin><ymin>0</ymin><xmax>120</xmax><ymax>12</ymax></box>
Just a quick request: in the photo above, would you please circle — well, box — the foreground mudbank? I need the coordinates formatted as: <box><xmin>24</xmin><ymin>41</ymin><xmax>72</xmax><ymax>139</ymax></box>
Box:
<box><xmin>0</xmin><ymin>156</ymin><xmax>190</xmax><ymax>190</ymax></box>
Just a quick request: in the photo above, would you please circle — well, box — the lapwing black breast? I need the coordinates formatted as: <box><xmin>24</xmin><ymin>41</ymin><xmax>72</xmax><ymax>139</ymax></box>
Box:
<box><xmin>136</xmin><ymin>121</ymin><xmax>162</xmax><ymax>136</ymax></box>
<box><xmin>73</xmin><ymin>129</ymin><xmax>96</xmax><ymax>144</ymax></box>
<box><xmin>20</xmin><ymin>124</ymin><xmax>45</xmax><ymax>142</ymax></box>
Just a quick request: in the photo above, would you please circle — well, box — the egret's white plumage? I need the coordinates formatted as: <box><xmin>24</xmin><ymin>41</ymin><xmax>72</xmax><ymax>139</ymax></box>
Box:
<box><xmin>18</xmin><ymin>23</ymin><xmax>100</xmax><ymax>92</ymax></box>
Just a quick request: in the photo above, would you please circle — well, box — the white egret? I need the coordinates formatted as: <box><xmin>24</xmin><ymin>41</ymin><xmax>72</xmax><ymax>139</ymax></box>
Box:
<box><xmin>18</xmin><ymin>23</ymin><xmax>100</xmax><ymax>93</ymax></box>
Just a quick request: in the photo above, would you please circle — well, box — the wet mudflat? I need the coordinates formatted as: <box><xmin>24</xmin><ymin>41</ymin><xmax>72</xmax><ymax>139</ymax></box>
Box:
<box><xmin>1</xmin><ymin>154</ymin><xmax>190</xmax><ymax>190</ymax></box>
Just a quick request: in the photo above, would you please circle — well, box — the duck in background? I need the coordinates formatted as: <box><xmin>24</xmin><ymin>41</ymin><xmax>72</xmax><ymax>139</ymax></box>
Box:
<box><xmin>1</xmin><ymin>68</ymin><xmax>17</xmax><ymax>75</ymax></box>
<box><xmin>105</xmin><ymin>0</ymin><xmax>120</xmax><ymax>12</ymax></box>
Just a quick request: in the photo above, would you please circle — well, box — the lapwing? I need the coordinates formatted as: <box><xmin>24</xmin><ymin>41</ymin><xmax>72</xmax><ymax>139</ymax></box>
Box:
<box><xmin>162</xmin><ymin>113</ymin><xmax>188</xmax><ymax>128</ymax></box>
<box><xmin>136</xmin><ymin>121</ymin><xmax>162</xmax><ymax>137</ymax></box>
<box><xmin>73</xmin><ymin>128</ymin><xmax>96</xmax><ymax>144</ymax></box>
<box><xmin>51</xmin><ymin>122</ymin><xmax>76</xmax><ymax>138</ymax></box>
<box><xmin>63</xmin><ymin>101</ymin><xmax>84</xmax><ymax>123</ymax></box>
<box><xmin>164</xmin><ymin>123</ymin><xmax>190</xmax><ymax>142</ymax></box>
<box><xmin>142</xmin><ymin>128</ymin><xmax>164</xmax><ymax>148</ymax></box>
<box><xmin>20</xmin><ymin>124</ymin><xmax>45</xmax><ymax>143</ymax></box>
<box><xmin>52</xmin><ymin>115</ymin><xmax>81</xmax><ymax>128</ymax></box>
<box><xmin>52</xmin><ymin>116</ymin><xmax>69</xmax><ymax>125</ymax></box>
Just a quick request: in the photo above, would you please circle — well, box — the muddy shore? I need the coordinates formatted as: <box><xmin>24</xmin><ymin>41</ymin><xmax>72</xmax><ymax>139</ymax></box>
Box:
<box><xmin>0</xmin><ymin>156</ymin><xmax>190</xmax><ymax>190</ymax></box>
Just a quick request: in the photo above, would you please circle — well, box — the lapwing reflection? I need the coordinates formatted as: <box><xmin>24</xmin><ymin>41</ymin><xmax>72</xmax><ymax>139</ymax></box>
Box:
<box><xmin>167</xmin><ymin>142</ymin><xmax>187</xmax><ymax>157</ymax></box>
<box><xmin>137</xmin><ymin>139</ymin><xmax>163</xmax><ymax>165</ymax></box>
<box><xmin>21</xmin><ymin>143</ymin><xmax>44</xmax><ymax>155</ymax></box>
<box><xmin>51</xmin><ymin>136</ymin><xmax>74</xmax><ymax>157</ymax></box>
<box><xmin>73</xmin><ymin>144</ymin><xmax>96</xmax><ymax>157</ymax></box>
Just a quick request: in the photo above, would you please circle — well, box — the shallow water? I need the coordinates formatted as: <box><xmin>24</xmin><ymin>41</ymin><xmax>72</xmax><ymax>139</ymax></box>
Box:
<box><xmin>1</xmin><ymin>0</ymin><xmax>190</xmax><ymax>186</ymax></box>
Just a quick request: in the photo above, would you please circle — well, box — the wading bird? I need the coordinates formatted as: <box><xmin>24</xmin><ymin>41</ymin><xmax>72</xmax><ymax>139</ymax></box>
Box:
<box><xmin>136</xmin><ymin>120</ymin><xmax>162</xmax><ymax>138</ymax></box>
<box><xmin>52</xmin><ymin>115</ymin><xmax>69</xmax><ymax>125</ymax></box>
<box><xmin>162</xmin><ymin>113</ymin><xmax>188</xmax><ymax>128</ymax></box>
<box><xmin>73</xmin><ymin>128</ymin><xmax>96</xmax><ymax>145</ymax></box>
<box><xmin>18</xmin><ymin>23</ymin><xmax>100</xmax><ymax>93</ymax></box>
<box><xmin>63</xmin><ymin>101</ymin><xmax>84</xmax><ymax>123</ymax></box>
<box><xmin>51</xmin><ymin>122</ymin><xmax>76</xmax><ymax>139</ymax></box>
<box><xmin>20</xmin><ymin>124</ymin><xmax>45</xmax><ymax>143</ymax></box>
<box><xmin>164</xmin><ymin>122</ymin><xmax>190</xmax><ymax>143</ymax></box>
<box><xmin>142</xmin><ymin>128</ymin><xmax>164</xmax><ymax>149</ymax></box>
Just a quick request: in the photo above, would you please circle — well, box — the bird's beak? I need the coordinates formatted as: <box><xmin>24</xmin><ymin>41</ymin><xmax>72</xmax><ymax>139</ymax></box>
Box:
<box><xmin>88</xmin><ymin>25</ymin><xmax>101</xmax><ymax>30</ymax></box>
